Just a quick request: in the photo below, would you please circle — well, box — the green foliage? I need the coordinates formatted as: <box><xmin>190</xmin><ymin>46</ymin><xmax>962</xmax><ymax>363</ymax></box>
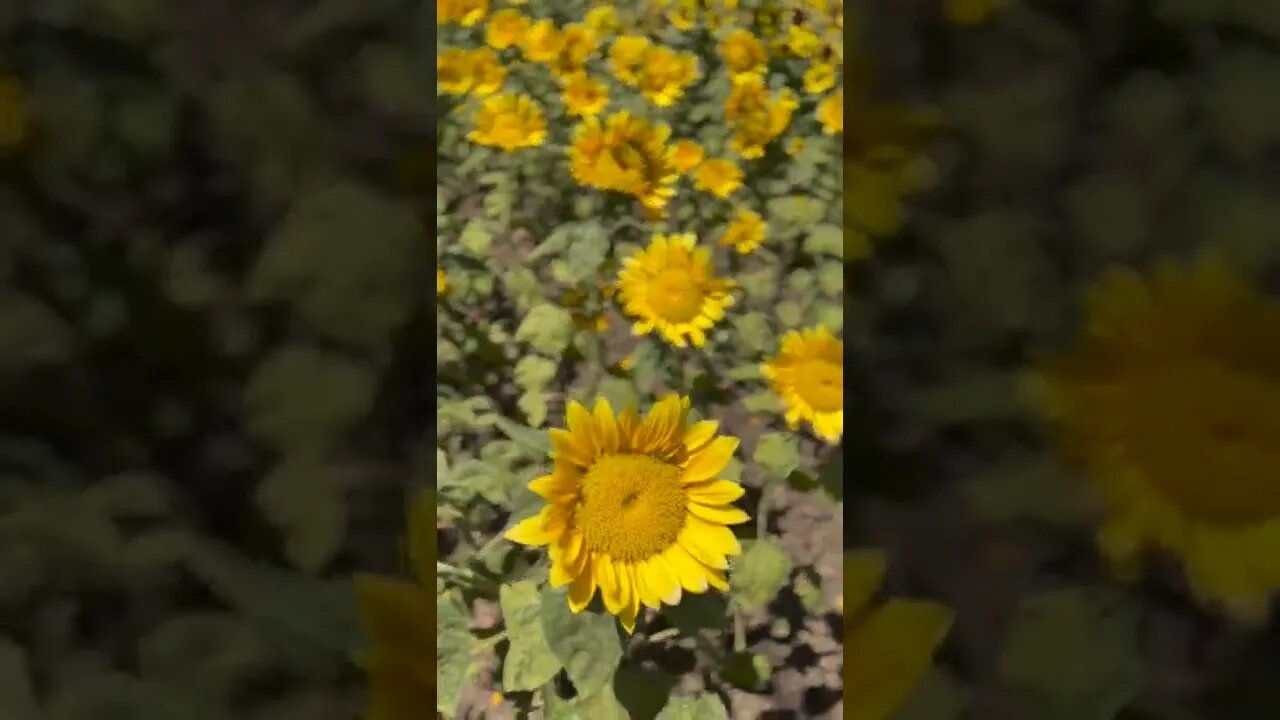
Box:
<box><xmin>655</xmin><ymin>694</ymin><xmax>730</xmax><ymax>720</ymax></box>
<box><xmin>499</xmin><ymin>581</ymin><xmax>561</xmax><ymax>692</ymax></box>
<box><xmin>517</xmin><ymin>304</ymin><xmax>576</xmax><ymax>357</ymax></box>
<box><xmin>752</xmin><ymin>433</ymin><xmax>799</xmax><ymax>481</ymax></box>
<box><xmin>540</xmin><ymin>587</ymin><xmax>624</xmax><ymax>700</ymax></box>
<box><xmin>242</xmin><ymin>346</ymin><xmax>377</xmax><ymax>452</ymax></box>
<box><xmin>729</xmin><ymin>539</ymin><xmax>792</xmax><ymax>612</ymax></box>
<box><xmin>437</xmin><ymin>591</ymin><xmax>474</xmax><ymax>717</ymax></box>
<box><xmin>255</xmin><ymin>453</ymin><xmax>347</xmax><ymax>573</ymax></box>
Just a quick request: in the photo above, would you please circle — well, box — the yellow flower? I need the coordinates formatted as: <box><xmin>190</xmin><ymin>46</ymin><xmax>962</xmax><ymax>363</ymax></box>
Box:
<box><xmin>724</xmin><ymin>75</ymin><xmax>796</xmax><ymax>158</ymax></box>
<box><xmin>671</xmin><ymin>139</ymin><xmax>705</xmax><ymax>173</ymax></box>
<box><xmin>719</xmin><ymin>29</ymin><xmax>767</xmax><ymax>79</ymax></box>
<box><xmin>694</xmin><ymin>158</ymin><xmax>744</xmax><ymax>198</ymax></box>
<box><xmin>437</xmin><ymin>267</ymin><xmax>448</xmax><ymax>296</ymax></box>
<box><xmin>785</xmin><ymin>23</ymin><xmax>822</xmax><ymax>57</ymax></box>
<box><xmin>0</xmin><ymin>74</ymin><xmax>26</xmax><ymax>152</ymax></box>
<box><xmin>804</xmin><ymin>62</ymin><xmax>837</xmax><ymax>94</ymax></box>
<box><xmin>505</xmin><ymin>395</ymin><xmax>749</xmax><ymax>633</ymax></box>
<box><xmin>561</xmin><ymin>72</ymin><xmax>609</xmax><ymax>117</ymax></box>
<box><xmin>468</xmin><ymin>93</ymin><xmax>547</xmax><ymax>151</ymax></box>
<box><xmin>357</xmin><ymin>490</ymin><xmax>435</xmax><ymax>720</ymax></box>
<box><xmin>616</xmin><ymin>233</ymin><xmax>735</xmax><ymax>348</ymax></box>
<box><xmin>437</xmin><ymin>0</ymin><xmax>489</xmax><ymax>26</ymax></box>
<box><xmin>1026</xmin><ymin>256</ymin><xmax>1280</xmax><ymax>621</ymax></box>
<box><xmin>485</xmin><ymin>8</ymin><xmax>529</xmax><ymax>49</ymax></box>
<box><xmin>469</xmin><ymin>48</ymin><xmax>507</xmax><ymax>96</ymax></box>
<box><xmin>638</xmin><ymin>46</ymin><xmax>700</xmax><ymax>108</ymax></box>
<box><xmin>549</xmin><ymin>23</ymin><xmax>599</xmax><ymax>78</ymax></box>
<box><xmin>762</xmin><ymin>326</ymin><xmax>843</xmax><ymax>443</ymax></box>
<box><xmin>585</xmin><ymin>5</ymin><xmax>620</xmax><ymax>35</ymax></box>
<box><xmin>844</xmin><ymin>550</ymin><xmax>955</xmax><ymax>720</ymax></box>
<box><xmin>569</xmin><ymin>111</ymin><xmax>678</xmax><ymax>212</ymax></box>
<box><xmin>945</xmin><ymin>0</ymin><xmax>1009</xmax><ymax>25</ymax></box>
<box><xmin>609</xmin><ymin>35</ymin><xmax>652</xmax><ymax>86</ymax></box>
<box><xmin>436</xmin><ymin>47</ymin><xmax>475</xmax><ymax>95</ymax></box>
<box><xmin>522</xmin><ymin>19</ymin><xmax>562</xmax><ymax>63</ymax></box>
<box><xmin>667</xmin><ymin>0</ymin><xmax>699</xmax><ymax>30</ymax></box>
<box><xmin>720</xmin><ymin>208</ymin><xmax>766</xmax><ymax>254</ymax></box>
<box><xmin>817</xmin><ymin>88</ymin><xmax>843</xmax><ymax>134</ymax></box>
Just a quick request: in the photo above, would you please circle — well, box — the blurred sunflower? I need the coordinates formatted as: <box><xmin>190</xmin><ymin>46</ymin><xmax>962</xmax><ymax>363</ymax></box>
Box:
<box><xmin>468</xmin><ymin>48</ymin><xmax>506</xmax><ymax>96</ymax></box>
<box><xmin>485</xmin><ymin>8</ymin><xmax>529</xmax><ymax>49</ymax></box>
<box><xmin>762</xmin><ymin>326</ymin><xmax>843</xmax><ymax>443</ymax></box>
<box><xmin>569</xmin><ymin>111</ymin><xmax>678</xmax><ymax>212</ymax></box>
<box><xmin>437</xmin><ymin>266</ymin><xmax>448</xmax><ymax>296</ymax></box>
<box><xmin>549</xmin><ymin>22</ymin><xmax>599</xmax><ymax>79</ymax></box>
<box><xmin>356</xmin><ymin>490</ymin><xmax>435</xmax><ymax>720</ymax></box>
<box><xmin>817</xmin><ymin>87</ymin><xmax>842</xmax><ymax>134</ymax></box>
<box><xmin>468</xmin><ymin>93</ymin><xmax>547</xmax><ymax>151</ymax></box>
<box><xmin>0</xmin><ymin>73</ymin><xmax>26</xmax><ymax>152</ymax></box>
<box><xmin>720</xmin><ymin>208</ymin><xmax>766</xmax><ymax>254</ymax></box>
<box><xmin>694</xmin><ymin>158</ymin><xmax>743</xmax><ymax>198</ymax></box>
<box><xmin>804</xmin><ymin>62</ymin><xmax>837</xmax><ymax>94</ymax></box>
<box><xmin>437</xmin><ymin>0</ymin><xmax>489</xmax><ymax>26</ymax></box>
<box><xmin>437</xmin><ymin>48</ymin><xmax>475</xmax><ymax>95</ymax></box>
<box><xmin>608</xmin><ymin>35</ymin><xmax>652</xmax><ymax>86</ymax></box>
<box><xmin>1027</xmin><ymin>256</ymin><xmax>1280</xmax><ymax>621</ymax></box>
<box><xmin>584</xmin><ymin>5</ymin><xmax>620</xmax><ymax>34</ymax></box>
<box><xmin>844</xmin><ymin>550</ymin><xmax>955</xmax><ymax>720</ymax></box>
<box><xmin>521</xmin><ymin>18</ymin><xmax>562</xmax><ymax>63</ymax></box>
<box><xmin>560</xmin><ymin>72</ymin><xmax>609</xmax><ymax>118</ymax></box>
<box><xmin>637</xmin><ymin>46</ymin><xmax>701</xmax><ymax>108</ymax></box>
<box><xmin>616</xmin><ymin>233</ymin><xmax>736</xmax><ymax>348</ymax></box>
<box><xmin>724</xmin><ymin>75</ymin><xmax>796</xmax><ymax>158</ymax></box>
<box><xmin>719</xmin><ymin>28</ymin><xmax>768</xmax><ymax>79</ymax></box>
<box><xmin>506</xmin><ymin>395</ymin><xmax>749</xmax><ymax>633</ymax></box>
<box><xmin>666</xmin><ymin>0</ymin><xmax>699</xmax><ymax>29</ymax></box>
<box><xmin>671</xmin><ymin>139</ymin><xmax>705</xmax><ymax>174</ymax></box>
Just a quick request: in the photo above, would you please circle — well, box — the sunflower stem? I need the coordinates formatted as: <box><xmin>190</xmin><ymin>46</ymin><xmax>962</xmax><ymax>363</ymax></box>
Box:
<box><xmin>733</xmin><ymin>608</ymin><xmax>746</xmax><ymax>653</ymax></box>
<box><xmin>472</xmin><ymin>630</ymin><xmax>508</xmax><ymax>654</ymax></box>
<box><xmin>646</xmin><ymin>627</ymin><xmax>681</xmax><ymax>643</ymax></box>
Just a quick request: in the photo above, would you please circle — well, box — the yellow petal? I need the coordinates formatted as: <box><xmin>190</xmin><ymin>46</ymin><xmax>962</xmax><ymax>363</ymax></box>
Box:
<box><xmin>643</xmin><ymin>556</ymin><xmax>680</xmax><ymax>607</ymax></box>
<box><xmin>593</xmin><ymin>397</ymin><xmax>620</xmax><ymax>453</ymax></box>
<box><xmin>844</xmin><ymin>549</ymin><xmax>889</xmax><ymax>618</ymax></box>
<box><xmin>681</xmin><ymin>437</ymin><xmax>738</xmax><ymax>483</ymax></box>
<box><xmin>663</xmin><ymin>544</ymin><xmax>710</xmax><ymax>593</ymax></box>
<box><xmin>550</xmin><ymin>428</ymin><xmax>592</xmax><ymax>467</ymax></box>
<box><xmin>568</xmin><ymin>558</ymin><xmax>598</xmax><ymax>612</ymax></box>
<box><xmin>597</xmin><ymin>555</ymin><xmax>624</xmax><ymax>614</ymax></box>
<box><xmin>688</xmin><ymin>502</ymin><xmax>751</xmax><ymax>525</ymax></box>
<box><xmin>565</xmin><ymin>401</ymin><xmax>598</xmax><ymax>458</ymax></box>
<box><xmin>528</xmin><ymin>472</ymin><xmax>574</xmax><ymax>500</ymax></box>
<box><xmin>620</xmin><ymin>563</ymin><xmax>641</xmax><ymax>632</ymax></box>
<box><xmin>845</xmin><ymin>599</ymin><xmax>955</xmax><ymax>720</ymax></box>
<box><xmin>637</xmin><ymin>395</ymin><xmax>684</xmax><ymax>451</ymax></box>
<box><xmin>548</xmin><ymin>532</ymin><xmax>586</xmax><ymax>588</ymax></box>
<box><xmin>682</xmin><ymin>515</ymin><xmax>742</xmax><ymax>560</ymax></box>
<box><xmin>504</xmin><ymin>511</ymin><xmax>557</xmax><ymax>546</ymax></box>
<box><xmin>704</xmin><ymin>565</ymin><xmax>729</xmax><ymax>591</ymax></box>
<box><xmin>686</xmin><ymin>479</ymin><xmax>746</xmax><ymax>504</ymax></box>
<box><xmin>683</xmin><ymin>420</ymin><xmax>719</xmax><ymax>454</ymax></box>
<box><xmin>354</xmin><ymin>575</ymin><xmax>433</xmax><ymax>653</ymax></box>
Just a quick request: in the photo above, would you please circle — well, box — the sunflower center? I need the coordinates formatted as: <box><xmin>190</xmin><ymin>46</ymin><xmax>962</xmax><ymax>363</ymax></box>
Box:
<box><xmin>648</xmin><ymin>268</ymin><xmax>704</xmax><ymax>322</ymax></box>
<box><xmin>1131</xmin><ymin>361</ymin><xmax>1280</xmax><ymax>525</ymax></box>
<box><xmin>492</xmin><ymin>114</ymin><xmax>526</xmax><ymax>143</ymax></box>
<box><xmin>577</xmin><ymin>454</ymin><xmax>687</xmax><ymax>562</ymax></box>
<box><xmin>793</xmin><ymin>359</ymin><xmax>843</xmax><ymax>413</ymax></box>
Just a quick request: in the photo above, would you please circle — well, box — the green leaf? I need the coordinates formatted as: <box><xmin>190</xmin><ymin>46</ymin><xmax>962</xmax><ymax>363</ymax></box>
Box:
<box><xmin>515</xmin><ymin>355</ymin><xmax>558</xmax><ymax>391</ymax></box>
<box><xmin>613</xmin><ymin>664</ymin><xmax>674</xmax><ymax>720</ymax></box>
<box><xmin>596</xmin><ymin>375</ymin><xmax>639</xmax><ymax>413</ymax></box>
<box><xmin>722</xmin><ymin>651</ymin><xmax>771</xmax><ymax>691</ymax></box>
<box><xmin>519</xmin><ymin>390</ymin><xmax>549</xmax><ymax>427</ymax></box>
<box><xmin>500</xmin><ymin>581</ymin><xmax>562</xmax><ymax>692</ymax></box>
<box><xmin>437</xmin><ymin>591</ymin><xmax>474</xmax><ymax>717</ymax></box>
<box><xmin>908</xmin><ymin>371</ymin><xmax>1024</xmax><ymax>426</ymax></box>
<box><xmin>997</xmin><ymin>587</ymin><xmax>1145</xmax><ymax>720</ymax></box>
<box><xmin>776</xmin><ymin>300</ymin><xmax>804</xmax><ymax>328</ymax></box>
<box><xmin>247</xmin><ymin>181</ymin><xmax>426</xmax><ymax>349</ymax></box>
<box><xmin>742</xmin><ymin>391</ymin><xmax>783</xmax><ymax>414</ymax></box>
<box><xmin>817</xmin><ymin>263</ymin><xmax>844</xmax><ymax>297</ymax></box>
<box><xmin>540</xmin><ymin>587</ymin><xmax>623</xmax><ymax>699</ymax></box>
<box><xmin>753</xmin><ymin>433</ymin><xmax>799</xmax><ymax>481</ymax></box>
<box><xmin>137</xmin><ymin>613</ymin><xmax>277</xmax><ymax>705</ymax></box>
<box><xmin>0</xmin><ymin>638</ymin><xmax>40</xmax><ymax>720</ymax></box>
<box><xmin>516</xmin><ymin>304</ymin><xmax>575</xmax><ymax>357</ymax></box>
<box><xmin>964</xmin><ymin>453</ymin><xmax>1099</xmax><ymax>527</ymax></box>
<box><xmin>494</xmin><ymin>416</ymin><xmax>553</xmax><ymax>459</ymax></box>
<box><xmin>816</xmin><ymin>446</ymin><xmax>844</xmax><ymax>501</ymax></box>
<box><xmin>243</xmin><ymin>346</ymin><xmax>377</xmax><ymax>452</ymax></box>
<box><xmin>655</xmin><ymin>694</ymin><xmax>730</xmax><ymax>720</ymax></box>
<box><xmin>729</xmin><ymin>539</ymin><xmax>792</xmax><ymax>612</ymax></box>
<box><xmin>660</xmin><ymin>592</ymin><xmax>729</xmax><ymax>636</ymax></box>
<box><xmin>731</xmin><ymin>312</ymin><xmax>774</xmax><ymax>355</ymax></box>
<box><xmin>549</xmin><ymin>678</ymin><xmax>632</xmax><ymax>720</ymax></box>
<box><xmin>81</xmin><ymin>473</ymin><xmax>169</xmax><ymax>518</ymax></box>
<box><xmin>804</xmin><ymin>223</ymin><xmax>844</xmax><ymax>258</ymax></box>
<box><xmin>45</xmin><ymin>671</ymin><xmax>231</xmax><ymax>720</ymax></box>
<box><xmin>256</xmin><ymin>453</ymin><xmax>347</xmax><ymax>573</ymax></box>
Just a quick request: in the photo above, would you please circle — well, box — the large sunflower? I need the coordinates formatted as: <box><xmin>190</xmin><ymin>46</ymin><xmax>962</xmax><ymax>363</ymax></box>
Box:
<box><xmin>505</xmin><ymin>395</ymin><xmax>749</xmax><ymax>633</ymax></box>
<box><xmin>1027</xmin><ymin>255</ymin><xmax>1280</xmax><ymax>621</ymax></box>
<box><xmin>615</xmin><ymin>233</ymin><xmax>736</xmax><ymax>348</ymax></box>
<box><xmin>568</xmin><ymin>111</ymin><xmax>678</xmax><ymax>211</ymax></box>
<box><xmin>762</xmin><ymin>326</ymin><xmax>844</xmax><ymax>444</ymax></box>
<box><xmin>356</xmin><ymin>489</ymin><xmax>434</xmax><ymax>720</ymax></box>
<box><xmin>844</xmin><ymin>550</ymin><xmax>955</xmax><ymax>720</ymax></box>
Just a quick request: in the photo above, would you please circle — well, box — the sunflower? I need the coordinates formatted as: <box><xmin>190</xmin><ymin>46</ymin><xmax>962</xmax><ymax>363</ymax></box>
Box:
<box><xmin>568</xmin><ymin>111</ymin><xmax>678</xmax><ymax>212</ymax></box>
<box><xmin>356</xmin><ymin>489</ymin><xmax>435</xmax><ymax>720</ymax></box>
<box><xmin>720</xmin><ymin>208</ymin><xmax>767</xmax><ymax>254</ymax></box>
<box><xmin>719</xmin><ymin>28</ymin><xmax>767</xmax><ymax>79</ymax></box>
<box><xmin>762</xmin><ymin>326</ymin><xmax>843</xmax><ymax>443</ymax></box>
<box><xmin>469</xmin><ymin>48</ymin><xmax>507</xmax><ymax>96</ymax></box>
<box><xmin>437</xmin><ymin>47</ymin><xmax>475</xmax><ymax>95</ymax></box>
<box><xmin>585</xmin><ymin>5</ymin><xmax>620</xmax><ymax>34</ymax></box>
<box><xmin>548</xmin><ymin>22</ymin><xmax>599</xmax><ymax>78</ymax></box>
<box><xmin>608</xmin><ymin>35</ymin><xmax>652</xmax><ymax>86</ymax></box>
<box><xmin>671</xmin><ymin>139</ymin><xmax>705</xmax><ymax>173</ymax></box>
<box><xmin>693</xmin><ymin>158</ymin><xmax>743</xmax><ymax>198</ymax></box>
<box><xmin>666</xmin><ymin>0</ymin><xmax>699</xmax><ymax>30</ymax></box>
<box><xmin>468</xmin><ymin>93</ymin><xmax>547</xmax><ymax>151</ymax></box>
<box><xmin>817</xmin><ymin>88</ymin><xmax>843</xmax><ymax>134</ymax></box>
<box><xmin>437</xmin><ymin>266</ymin><xmax>448</xmax><ymax>296</ymax></box>
<box><xmin>505</xmin><ymin>395</ymin><xmax>749</xmax><ymax>633</ymax></box>
<box><xmin>1026</xmin><ymin>255</ymin><xmax>1280</xmax><ymax>621</ymax></box>
<box><xmin>804</xmin><ymin>62</ymin><xmax>837</xmax><ymax>94</ymax></box>
<box><xmin>560</xmin><ymin>72</ymin><xmax>609</xmax><ymax>118</ymax></box>
<box><xmin>437</xmin><ymin>0</ymin><xmax>489</xmax><ymax>26</ymax></box>
<box><xmin>616</xmin><ymin>233</ymin><xmax>735</xmax><ymax>348</ymax></box>
<box><xmin>521</xmin><ymin>18</ymin><xmax>562</xmax><ymax>63</ymax></box>
<box><xmin>485</xmin><ymin>8</ymin><xmax>529</xmax><ymax>49</ymax></box>
<box><xmin>844</xmin><ymin>550</ymin><xmax>955</xmax><ymax>720</ymax></box>
<box><xmin>637</xmin><ymin>46</ymin><xmax>700</xmax><ymax>108</ymax></box>
<box><xmin>724</xmin><ymin>75</ymin><xmax>796</xmax><ymax>158</ymax></box>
